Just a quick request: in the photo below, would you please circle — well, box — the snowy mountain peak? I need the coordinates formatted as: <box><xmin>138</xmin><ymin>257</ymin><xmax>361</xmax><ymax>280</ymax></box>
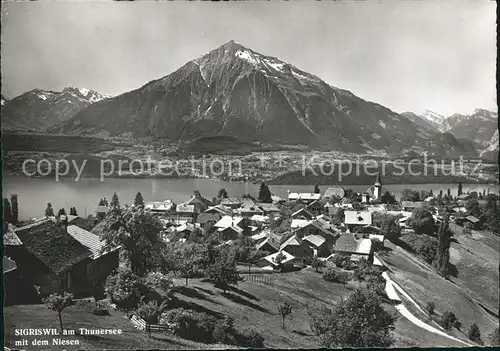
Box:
<box><xmin>421</xmin><ymin>109</ymin><xmax>445</xmax><ymax>123</ymax></box>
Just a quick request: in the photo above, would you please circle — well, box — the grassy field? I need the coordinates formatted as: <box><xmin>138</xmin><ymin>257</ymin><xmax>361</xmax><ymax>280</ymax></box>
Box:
<box><xmin>3</xmin><ymin>304</ymin><xmax>232</xmax><ymax>350</ymax></box>
<box><xmin>381</xmin><ymin>235</ymin><xmax>499</xmax><ymax>342</ymax></box>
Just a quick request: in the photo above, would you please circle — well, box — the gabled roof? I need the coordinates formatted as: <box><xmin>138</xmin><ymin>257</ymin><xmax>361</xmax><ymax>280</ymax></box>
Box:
<box><xmin>323</xmin><ymin>187</ymin><xmax>345</xmax><ymax>199</ymax></box>
<box><xmin>214</xmin><ymin>215</ymin><xmax>243</xmax><ymax>228</ymax></box>
<box><xmin>288</xmin><ymin>192</ymin><xmax>321</xmax><ymax>201</ymax></box>
<box><xmin>303</xmin><ymin>234</ymin><xmax>326</xmax><ymax>247</ymax></box>
<box><xmin>261</xmin><ymin>250</ymin><xmax>296</xmax><ymax>266</ymax></box>
<box><xmin>96</xmin><ymin>206</ymin><xmax>110</xmax><ymax>214</ymax></box>
<box><xmin>176</xmin><ymin>204</ymin><xmax>196</xmax><ymax>213</ymax></box>
<box><xmin>204</xmin><ymin>205</ymin><xmax>232</xmax><ymax>215</ymax></box>
<box><xmin>291</xmin><ymin>208</ymin><xmax>314</xmax><ymax>219</ymax></box>
<box><xmin>291</xmin><ymin>219</ymin><xmax>311</xmax><ymax>229</ymax></box>
<box><xmin>3</xmin><ymin>229</ymin><xmax>22</xmax><ymax>246</ymax></box>
<box><xmin>145</xmin><ymin>200</ymin><xmax>175</xmax><ymax>212</ymax></box>
<box><xmin>465</xmin><ymin>215</ymin><xmax>480</xmax><ymax>223</ymax></box>
<box><xmin>334</xmin><ymin>235</ymin><xmax>359</xmax><ymax>253</ymax></box>
<box><xmin>256</xmin><ymin>202</ymin><xmax>281</xmax><ymax>213</ymax></box>
<box><xmin>217</xmin><ymin>225</ymin><xmax>243</xmax><ymax>235</ymax></box>
<box><xmin>220</xmin><ymin>197</ymin><xmax>242</xmax><ymax>206</ymax></box>
<box><xmin>256</xmin><ymin>237</ymin><xmax>279</xmax><ymax>251</ymax></box>
<box><xmin>66</xmin><ymin>225</ymin><xmax>117</xmax><ymax>259</ymax></box>
<box><xmin>15</xmin><ymin>220</ymin><xmax>92</xmax><ymax>275</ymax></box>
<box><xmin>344</xmin><ymin>211</ymin><xmax>372</xmax><ymax>225</ymax></box>
<box><xmin>3</xmin><ymin>257</ymin><xmax>17</xmax><ymax>273</ymax></box>
<box><xmin>239</xmin><ymin>204</ymin><xmax>264</xmax><ymax>214</ymax></box>
<box><xmin>250</xmin><ymin>214</ymin><xmax>269</xmax><ymax>222</ymax></box>
<box><xmin>196</xmin><ymin>213</ymin><xmax>220</xmax><ymax>224</ymax></box>
<box><xmin>401</xmin><ymin>201</ymin><xmax>425</xmax><ymax>209</ymax></box>
<box><xmin>279</xmin><ymin>234</ymin><xmax>303</xmax><ymax>252</ymax></box>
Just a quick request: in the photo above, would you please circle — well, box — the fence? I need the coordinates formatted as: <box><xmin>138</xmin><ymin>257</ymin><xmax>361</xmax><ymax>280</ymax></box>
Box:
<box><xmin>246</xmin><ymin>273</ymin><xmax>275</xmax><ymax>287</ymax></box>
<box><xmin>130</xmin><ymin>315</ymin><xmax>173</xmax><ymax>334</ymax></box>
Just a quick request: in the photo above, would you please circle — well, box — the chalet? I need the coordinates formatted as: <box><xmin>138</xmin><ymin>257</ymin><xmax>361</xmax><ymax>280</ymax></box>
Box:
<box><xmin>287</xmin><ymin>191</ymin><xmax>321</xmax><ymax>204</ymax></box>
<box><xmin>293</xmin><ymin>221</ymin><xmax>339</xmax><ymax>253</ymax></box>
<box><xmin>256</xmin><ymin>236</ymin><xmax>280</xmax><ymax>253</ymax></box>
<box><xmin>251</xmin><ymin>230</ymin><xmax>270</xmax><ymax>244</ymax></box>
<box><xmin>11</xmin><ymin>220</ymin><xmax>119</xmax><ymax>298</ymax></box>
<box><xmin>306</xmin><ymin>200</ymin><xmax>323</xmax><ymax>216</ymax></box>
<box><xmin>195</xmin><ymin>213</ymin><xmax>221</xmax><ymax>226</ymax></box>
<box><xmin>271</xmin><ymin>195</ymin><xmax>285</xmax><ymax>204</ymax></box>
<box><xmin>95</xmin><ymin>206</ymin><xmax>109</xmax><ymax>220</ymax></box>
<box><xmin>214</xmin><ymin>215</ymin><xmax>244</xmax><ymax>229</ymax></box>
<box><xmin>257</xmin><ymin>202</ymin><xmax>281</xmax><ymax>216</ymax></box>
<box><xmin>401</xmin><ymin>201</ymin><xmax>425</xmax><ymax>211</ymax></box>
<box><xmin>205</xmin><ymin>205</ymin><xmax>232</xmax><ymax>216</ymax></box>
<box><xmin>344</xmin><ymin>211</ymin><xmax>372</xmax><ymax>231</ymax></box>
<box><xmin>250</xmin><ymin>214</ymin><xmax>269</xmax><ymax>225</ymax></box>
<box><xmin>255</xmin><ymin>251</ymin><xmax>297</xmax><ymax>270</ymax></box>
<box><xmin>145</xmin><ymin>200</ymin><xmax>175</xmax><ymax>213</ymax></box>
<box><xmin>181</xmin><ymin>191</ymin><xmax>213</xmax><ymax>214</ymax></box>
<box><xmin>176</xmin><ymin>204</ymin><xmax>196</xmax><ymax>218</ymax></box>
<box><xmin>303</xmin><ymin>234</ymin><xmax>329</xmax><ymax>257</ymax></box>
<box><xmin>334</xmin><ymin>235</ymin><xmax>373</xmax><ymax>263</ymax></box>
<box><xmin>279</xmin><ymin>235</ymin><xmax>314</xmax><ymax>263</ymax></box>
<box><xmin>175</xmin><ymin>223</ymin><xmax>196</xmax><ymax>238</ymax></box>
<box><xmin>291</xmin><ymin>208</ymin><xmax>314</xmax><ymax>220</ymax></box>
<box><xmin>220</xmin><ymin>197</ymin><xmax>243</xmax><ymax>209</ymax></box>
<box><xmin>239</xmin><ymin>204</ymin><xmax>264</xmax><ymax>217</ymax></box>
<box><xmin>217</xmin><ymin>225</ymin><xmax>243</xmax><ymax>241</ymax></box>
<box><xmin>464</xmin><ymin>215</ymin><xmax>481</xmax><ymax>229</ymax></box>
<box><xmin>323</xmin><ymin>187</ymin><xmax>345</xmax><ymax>201</ymax></box>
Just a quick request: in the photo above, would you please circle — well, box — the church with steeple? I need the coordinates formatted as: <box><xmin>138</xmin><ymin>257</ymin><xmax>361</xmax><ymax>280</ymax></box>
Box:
<box><xmin>362</xmin><ymin>170</ymin><xmax>385</xmax><ymax>203</ymax></box>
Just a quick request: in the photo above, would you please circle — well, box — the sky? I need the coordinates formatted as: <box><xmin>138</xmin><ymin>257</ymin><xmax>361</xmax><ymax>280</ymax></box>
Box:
<box><xmin>1</xmin><ymin>0</ymin><xmax>496</xmax><ymax>116</ymax></box>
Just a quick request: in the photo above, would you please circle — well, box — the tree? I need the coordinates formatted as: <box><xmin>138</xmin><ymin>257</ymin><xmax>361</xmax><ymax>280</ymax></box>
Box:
<box><xmin>309</xmin><ymin>287</ymin><xmax>395</xmax><ymax>347</ymax></box>
<box><xmin>439</xmin><ymin>190</ymin><xmax>443</xmax><ymax>198</ymax></box>
<box><xmin>433</xmin><ymin>215</ymin><xmax>452</xmax><ymax>277</ymax></box>
<box><xmin>380</xmin><ymin>215</ymin><xmax>401</xmax><ymax>243</ymax></box>
<box><xmin>424</xmin><ymin>301</ymin><xmax>435</xmax><ymax>315</ymax></box>
<box><xmin>57</xmin><ymin>208</ymin><xmax>66</xmax><ymax>217</ymax></box>
<box><xmin>447</xmin><ymin>188</ymin><xmax>451</xmax><ymax>198</ymax></box>
<box><xmin>217</xmin><ymin>188</ymin><xmax>228</xmax><ymax>199</ymax></box>
<box><xmin>136</xmin><ymin>300</ymin><xmax>165</xmax><ymax>336</ymax></box>
<box><xmin>408</xmin><ymin>207</ymin><xmax>435</xmax><ymax>235</ymax></box>
<box><xmin>468</xmin><ymin>323</ymin><xmax>482</xmax><ymax>343</ymax></box>
<box><xmin>313</xmin><ymin>184</ymin><xmax>320</xmax><ymax>194</ymax></box>
<box><xmin>45</xmin><ymin>203</ymin><xmax>55</xmax><ymax>217</ymax></box>
<box><xmin>212</xmin><ymin>315</ymin><xmax>235</xmax><ymax>344</ymax></box>
<box><xmin>174</xmin><ymin>244</ymin><xmax>206</xmax><ymax>285</ymax></box>
<box><xmin>104</xmin><ymin>268</ymin><xmax>142</xmax><ymax>311</ymax></box>
<box><xmin>273</xmin><ymin>251</ymin><xmax>287</xmax><ymax>270</ymax></box>
<box><xmin>101</xmin><ymin>207</ymin><xmax>166</xmax><ymax>276</ymax></box>
<box><xmin>206</xmin><ymin>249</ymin><xmax>241</xmax><ymax>293</ymax></box>
<box><xmin>276</xmin><ymin>299</ymin><xmax>293</xmax><ymax>329</ymax></box>
<box><xmin>381</xmin><ymin>191</ymin><xmax>396</xmax><ymax>204</ymax></box>
<box><xmin>111</xmin><ymin>192</ymin><xmax>120</xmax><ymax>208</ymax></box>
<box><xmin>258</xmin><ymin>182</ymin><xmax>272</xmax><ymax>203</ymax></box>
<box><xmin>311</xmin><ymin>257</ymin><xmax>326</xmax><ymax>272</ymax></box>
<box><xmin>3</xmin><ymin>198</ymin><xmax>13</xmax><ymax>225</ymax></box>
<box><xmin>69</xmin><ymin>207</ymin><xmax>78</xmax><ymax>216</ymax></box>
<box><xmin>440</xmin><ymin>310</ymin><xmax>461</xmax><ymax>330</ymax></box>
<box><xmin>401</xmin><ymin>188</ymin><xmax>420</xmax><ymax>202</ymax></box>
<box><xmin>466</xmin><ymin>199</ymin><xmax>482</xmax><ymax>218</ymax></box>
<box><xmin>457</xmin><ymin>182</ymin><xmax>463</xmax><ymax>196</ymax></box>
<box><xmin>43</xmin><ymin>292</ymin><xmax>74</xmax><ymax>334</ymax></box>
<box><xmin>10</xmin><ymin>194</ymin><xmax>19</xmax><ymax>224</ymax></box>
<box><xmin>134</xmin><ymin>192</ymin><xmax>144</xmax><ymax>206</ymax></box>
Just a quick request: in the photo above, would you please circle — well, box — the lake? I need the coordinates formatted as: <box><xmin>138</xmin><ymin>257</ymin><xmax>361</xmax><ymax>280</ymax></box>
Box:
<box><xmin>2</xmin><ymin>176</ymin><xmax>499</xmax><ymax>220</ymax></box>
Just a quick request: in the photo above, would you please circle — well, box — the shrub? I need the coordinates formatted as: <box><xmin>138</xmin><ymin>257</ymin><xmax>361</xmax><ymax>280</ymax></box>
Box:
<box><xmin>163</xmin><ymin>308</ymin><xmax>217</xmax><ymax>343</ymax></box>
<box><xmin>440</xmin><ymin>311</ymin><xmax>461</xmax><ymax>330</ymax></box>
<box><xmin>424</xmin><ymin>302</ymin><xmax>435</xmax><ymax>315</ymax></box>
<box><xmin>104</xmin><ymin>268</ymin><xmax>142</xmax><ymax>311</ymax></box>
<box><xmin>352</xmin><ymin>259</ymin><xmax>383</xmax><ymax>282</ymax></box>
<box><xmin>238</xmin><ymin>329</ymin><xmax>265</xmax><ymax>348</ymax></box>
<box><xmin>213</xmin><ymin>315</ymin><xmax>236</xmax><ymax>345</ymax></box>
<box><xmin>468</xmin><ymin>323</ymin><xmax>482</xmax><ymax>343</ymax></box>
<box><xmin>92</xmin><ymin>300</ymin><xmax>110</xmax><ymax>316</ymax></box>
<box><xmin>488</xmin><ymin>327</ymin><xmax>499</xmax><ymax>347</ymax></box>
<box><xmin>331</xmin><ymin>255</ymin><xmax>353</xmax><ymax>270</ymax></box>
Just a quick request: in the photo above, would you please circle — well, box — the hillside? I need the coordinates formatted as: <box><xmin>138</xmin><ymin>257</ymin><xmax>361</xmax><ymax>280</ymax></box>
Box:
<box><xmin>53</xmin><ymin>40</ymin><xmax>429</xmax><ymax>153</ymax></box>
<box><xmin>1</xmin><ymin>87</ymin><xmax>110</xmax><ymax>131</ymax></box>
<box><xmin>479</xmin><ymin>129</ymin><xmax>499</xmax><ymax>162</ymax></box>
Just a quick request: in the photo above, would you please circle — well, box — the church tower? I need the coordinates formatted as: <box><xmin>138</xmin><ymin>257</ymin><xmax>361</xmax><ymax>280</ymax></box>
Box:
<box><xmin>373</xmin><ymin>170</ymin><xmax>382</xmax><ymax>200</ymax></box>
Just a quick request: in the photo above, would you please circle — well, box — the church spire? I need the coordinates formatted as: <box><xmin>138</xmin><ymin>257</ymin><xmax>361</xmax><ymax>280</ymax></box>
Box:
<box><xmin>374</xmin><ymin>169</ymin><xmax>382</xmax><ymax>187</ymax></box>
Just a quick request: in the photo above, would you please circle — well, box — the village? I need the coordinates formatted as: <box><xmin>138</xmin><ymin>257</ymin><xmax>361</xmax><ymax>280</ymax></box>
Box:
<box><xmin>3</xmin><ymin>172</ymin><xmax>500</xmax><ymax>349</ymax></box>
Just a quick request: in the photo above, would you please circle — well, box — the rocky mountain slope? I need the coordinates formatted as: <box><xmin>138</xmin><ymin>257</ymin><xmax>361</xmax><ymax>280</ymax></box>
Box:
<box><xmin>444</xmin><ymin>109</ymin><xmax>498</xmax><ymax>146</ymax></box>
<box><xmin>1</xmin><ymin>87</ymin><xmax>110</xmax><ymax>131</ymax></box>
<box><xmin>54</xmin><ymin>41</ymin><xmax>430</xmax><ymax>153</ymax></box>
<box><xmin>479</xmin><ymin>129</ymin><xmax>499</xmax><ymax>162</ymax></box>
<box><xmin>1</xmin><ymin>94</ymin><xmax>9</xmax><ymax>107</ymax></box>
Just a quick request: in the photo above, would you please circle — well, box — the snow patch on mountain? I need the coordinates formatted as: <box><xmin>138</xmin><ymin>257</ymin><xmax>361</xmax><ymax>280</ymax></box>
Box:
<box><xmin>235</xmin><ymin>50</ymin><xmax>260</xmax><ymax>66</ymax></box>
<box><xmin>378</xmin><ymin>121</ymin><xmax>386</xmax><ymax>129</ymax></box>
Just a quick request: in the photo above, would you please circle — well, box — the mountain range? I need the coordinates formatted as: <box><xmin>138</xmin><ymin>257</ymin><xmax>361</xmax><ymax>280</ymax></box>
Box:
<box><xmin>1</xmin><ymin>41</ymin><xmax>497</xmax><ymax>159</ymax></box>
<box><xmin>1</xmin><ymin>87</ymin><xmax>110</xmax><ymax>131</ymax></box>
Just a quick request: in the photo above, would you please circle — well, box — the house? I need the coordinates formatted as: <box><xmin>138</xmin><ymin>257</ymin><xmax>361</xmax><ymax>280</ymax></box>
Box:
<box><xmin>323</xmin><ymin>187</ymin><xmax>345</xmax><ymax>201</ymax></box>
<box><xmin>257</xmin><ymin>202</ymin><xmax>281</xmax><ymax>216</ymax></box>
<box><xmin>214</xmin><ymin>215</ymin><xmax>244</xmax><ymax>229</ymax></box>
<box><xmin>255</xmin><ymin>251</ymin><xmax>297</xmax><ymax>270</ymax></box>
<box><xmin>344</xmin><ymin>211</ymin><xmax>372</xmax><ymax>230</ymax></box>
<box><xmin>95</xmin><ymin>206</ymin><xmax>109</xmax><ymax>220</ymax></box>
<box><xmin>181</xmin><ymin>191</ymin><xmax>213</xmax><ymax>214</ymax></box>
<box><xmin>355</xmin><ymin>225</ymin><xmax>381</xmax><ymax>235</ymax></box>
<box><xmin>195</xmin><ymin>213</ymin><xmax>221</xmax><ymax>226</ymax></box>
<box><xmin>256</xmin><ymin>236</ymin><xmax>280</xmax><ymax>253</ymax></box>
<box><xmin>287</xmin><ymin>191</ymin><xmax>321</xmax><ymax>203</ymax></box>
<box><xmin>145</xmin><ymin>200</ymin><xmax>175</xmax><ymax>213</ymax></box>
<box><xmin>11</xmin><ymin>220</ymin><xmax>119</xmax><ymax>298</ymax></box>
<box><xmin>306</xmin><ymin>200</ymin><xmax>323</xmax><ymax>216</ymax></box>
<box><xmin>291</xmin><ymin>208</ymin><xmax>314</xmax><ymax>220</ymax></box>
<box><xmin>220</xmin><ymin>197</ymin><xmax>242</xmax><ymax>209</ymax></box>
<box><xmin>303</xmin><ymin>235</ymin><xmax>329</xmax><ymax>257</ymax></box>
<box><xmin>217</xmin><ymin>225</ymin><xmax>243</xmax><ymax>241</ymax></box>
<box><xmin>464</xmin><ymin>215</ymin><xmax>481</xmax><ymax>229</ymax></box>
<box><xmin>279</xmin><ymin>235</ymin><xmax>313</xmax><ymax>264</ymax></box>
<box><xmin>239</xmin><ymin>203</ymin><xmax>264</xmax><ymax>217</ymax></box>
<box><xmin>401</xmin><ymin>201</ymin><xmax>425</xmax><ymax>211</ymax></box>
<box><xmin>293</xmin><ymin>220</ymin><xmax>339</xmax><ymax>252</ymax></box>
<box><xmin>205</xmin><ymin>205</ymin><xmax>232</xmax><ymax>216</ymax></box>
<box><xmin>250</xmin><ymin>214</ymin><xmax>269</xmax><ymax>225</ymax></box>
<box><xmin>251</xmin><ymin>230</ymin><xmax>270</xmax><ymax>244</ymax></box>
<box><xmin>334</xmin><ymin>235</ymin><xmax>373</xmax><ymax>263</ymax></box>
<box><xmin>176</xmin><ymin>204</ymin><xmax>196</xmax><ymax>218</ymax></box>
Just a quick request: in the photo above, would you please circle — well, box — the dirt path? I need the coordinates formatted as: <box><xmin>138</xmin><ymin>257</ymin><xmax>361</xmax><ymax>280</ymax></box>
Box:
<box><xmin>375</xmin><ymin>256</ymin><xmax>473</xmax><ymax>347</ymax></box>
